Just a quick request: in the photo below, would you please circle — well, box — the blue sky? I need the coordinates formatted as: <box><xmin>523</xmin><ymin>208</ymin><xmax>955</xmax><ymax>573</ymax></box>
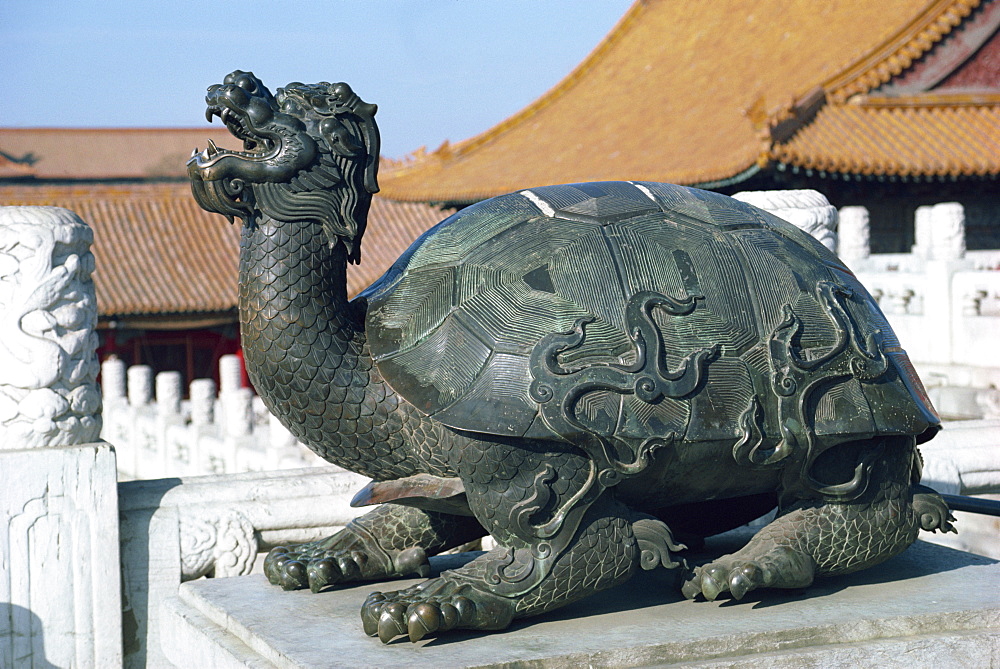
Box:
<box><xmin>0</xmin><ymin>1</ymin><xmax>633</xmax><ymax>158</ymax></box>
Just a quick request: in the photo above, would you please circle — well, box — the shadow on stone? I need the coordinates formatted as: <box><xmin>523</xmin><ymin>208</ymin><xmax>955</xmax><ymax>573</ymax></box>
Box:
<box><xmin>1</xmin><ymin>603</ymin><xmax>58</xmax><ymax>669</ymax></box>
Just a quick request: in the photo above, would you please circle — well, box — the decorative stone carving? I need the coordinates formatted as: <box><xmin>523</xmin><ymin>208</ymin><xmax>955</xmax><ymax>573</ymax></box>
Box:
<box><xmin>928</xmin><ymin>202</ymin><xmax>965</xmax><ymax>261</ymax></box>
<box><xmin>1</xmin><ymin>444</ymin><xmax>122</xmax><ymax>668</ymax></box>
<box><xmin>179</xmin><ymin>508</ymin><xmax>258</xmax><ymax>580</ymax></box>
<box><xmin>885</xmin><ymin>288</ymin><xmax>916</xmax><ymax>315</ymax></box>
<box><xmin>960</xmin><ymin>289</ymin><xmax>988</xmax><ymax>317</ymax></box>
<box><xmin>0</xmin><ymin>206</ymin><xmax>101</xmax><ymax>449</ymax></box>
<box><xmin>837</xmin><ymin>206</ymin><xmax>870</xmax><ymax>262</ymax></box>
<box><xmin>0</xmin><ymin>206</ymin><xmax>119</xmax><ymax>667</ymax></box>
<box><xmin>977</xmin><ymin>389</ymin><xmax>1000</xmax><ymax>420</ymax></box>
<box><xmin>732</xmin><ymin>189</ymin><xmax>838</xmax><ymax>251</ymax></box>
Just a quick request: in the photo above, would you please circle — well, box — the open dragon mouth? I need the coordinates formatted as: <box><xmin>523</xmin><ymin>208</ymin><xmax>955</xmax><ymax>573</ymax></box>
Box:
<box><xmin>189</xmin><ymin>105</ymin><xmax>278</xmax><ymax>169</ymax></box>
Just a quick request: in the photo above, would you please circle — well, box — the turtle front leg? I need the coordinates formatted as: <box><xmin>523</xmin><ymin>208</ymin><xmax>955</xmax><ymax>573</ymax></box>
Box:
<box><xmin>362</xmin><ymin>493</ymin><xmax>647</xmax><ymax>643</ymax></box>
<box><xmin>682</xmin><ymin>442</ymin><xmax>955</xmax><ymax>601</ymax></box>
<box><xmin>265</xmin><ymin>504</ymin><xmax>484</xmax><ymax>592</ymax></box>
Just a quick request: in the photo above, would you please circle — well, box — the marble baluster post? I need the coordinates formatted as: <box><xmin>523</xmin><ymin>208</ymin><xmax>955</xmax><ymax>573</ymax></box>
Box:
<box><xmin>0</xmin><ymin>206</ymin><xmax>121</xmax><ymax>669</ymax></box>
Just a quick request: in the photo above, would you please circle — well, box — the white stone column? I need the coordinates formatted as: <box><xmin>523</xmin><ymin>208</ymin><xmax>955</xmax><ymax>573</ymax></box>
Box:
<box><xmin>128</xmin><ymin>364</ymin><xmax>154</xmax><ymax>407</ymax></box>
<box><xmin>837</xmin><ymin>206</ymin><xmax>870</xmax><ymax>263</ymax></box>
<box><xmin>218</xmin><ymin>354</ymin><xmax>243</xmax><ymax>394</ymax></box>
<box><xmin>912</xmin><ymin>205</ymin><xmax>933</xmax><ymax>259</ymax></box>
<box><xmin>732</xmin><ymin>189</ymin><xmax>838</xmax><ymax>252</ymax></box>
<box><xmin>188</xmin><ymin>379</ymin><xmax>217</xmax><ymax>475</ymax></box>
<box><xmin>222</xmin><ymin>388</ymin><xmax>254</xmax><ymax>438</ymax></box>
<box><xmin>190</xmin><ymin>379</ymin><xmax>217</xmax><ymax>427</ymax></box>
<box><xmin>928</xmin><ymin>202</ymin><xmax>966</xmax><ymax>261</ymax></box>
<box><xmin>102</xmin><ymin>355</ymin><xmax>127</xmax><ymax>404</ymax></box>
<box><xmin>0</xmin><ymin>206</ymin><xmax>121</xmax><ymax>668</ymax></box>
<box><xmin>156</xmin><ymin>371</ymin><xmax>183</xmax><ymax>417</ymax></box>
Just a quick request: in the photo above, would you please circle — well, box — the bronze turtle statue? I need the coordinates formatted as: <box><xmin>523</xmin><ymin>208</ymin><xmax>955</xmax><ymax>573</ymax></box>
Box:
<box><xmin>188</xmin><ymin>71</ymin><xmax>954</xmax><ymax>644</ymax></box>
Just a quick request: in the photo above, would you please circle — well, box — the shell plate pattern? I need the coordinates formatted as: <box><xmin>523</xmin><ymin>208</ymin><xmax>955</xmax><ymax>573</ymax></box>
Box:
<box><xmin>364</xmin><ymin>181</ymin><xmax>938</xmax><ymax>495</ymax></box>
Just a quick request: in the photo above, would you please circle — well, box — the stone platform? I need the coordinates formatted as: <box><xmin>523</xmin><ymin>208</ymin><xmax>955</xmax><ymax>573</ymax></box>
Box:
<box><xmin>161</xmin><ymin>534</ymin><xmax>1000</xmax><ymax>668</ymax></box>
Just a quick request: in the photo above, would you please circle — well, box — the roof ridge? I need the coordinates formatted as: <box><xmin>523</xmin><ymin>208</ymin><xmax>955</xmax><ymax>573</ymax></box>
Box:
<box><xmin>855</xmin><ymin>91</ymin><xmax>1000</xmax><ymax>106</ymax></box>
<box><xmin>822</xmin><ymin>0</ymin><xmax>980</xmax><ymax>103</ymax></box>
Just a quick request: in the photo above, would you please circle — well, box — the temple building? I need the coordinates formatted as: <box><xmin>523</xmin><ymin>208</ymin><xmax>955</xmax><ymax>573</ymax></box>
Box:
<box><xmin>378</xmin><ymin>0</ymin><xmax>1000</xmax><ymax>252</ymax></box>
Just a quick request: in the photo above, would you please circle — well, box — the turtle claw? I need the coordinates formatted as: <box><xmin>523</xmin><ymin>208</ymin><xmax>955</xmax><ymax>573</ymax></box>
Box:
<box><xmin>264</xmin><ymin>539</ymin><xmax>406</xmax><ymax>592</ymax></box>
<box><xmin>277</xmin><ymin>558</ymin><xmax>308</xmax><ymax>591</ymax></box>
<box><xmin>362</xmin><ymin>593</ymin><xmax>385</xmax><ymax>636</ymax></box>
<box><xmin>698</xmin><ymin>565</ymin><xmax>728</xmax><ymax>601</ymax></box>
<box><xmin>360</xmin><ymin>577</ymin><xmax>514</xmax><ymax>643</ymax></box>
<box><xmin>728</xmin><ymin>564</ymin><xmax>763</xmax><ymax>600</ymax></box>
<box><xmin>377</xmin><ymin>602</ymin><xmax>409</xmax><ymax>643</ymax></box>
<box><xmin>682</xmin><ymin>545</ymin><xmax>813</xmax><ymax>601</ymax></box>
<box><xmin>407</xmin><ymin>602</ymin><xmax>442</xmax><ymax>642</ymax></box>
<box><xmin>306</xmin><ymin>557</ymin><xmax>342</xmax><ymax>593</ymax></box>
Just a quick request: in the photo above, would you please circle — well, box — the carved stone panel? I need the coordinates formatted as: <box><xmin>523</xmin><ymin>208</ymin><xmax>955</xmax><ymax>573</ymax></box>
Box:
<box><xmin>0</xmin><ymin>206</ymin><xmax>101</xmax><ymax>450</ymax></box>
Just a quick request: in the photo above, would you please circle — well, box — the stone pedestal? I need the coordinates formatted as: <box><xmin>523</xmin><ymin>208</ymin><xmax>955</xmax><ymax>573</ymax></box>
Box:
<box><xmin>160</xmin><ymin>535</ymin><xmax>999</xmax><ymax>668</ymax></box>
<box><xmin>1</xmin><ymin>443</ymin><xmax>121</xmax><ymax>668</ymax></box>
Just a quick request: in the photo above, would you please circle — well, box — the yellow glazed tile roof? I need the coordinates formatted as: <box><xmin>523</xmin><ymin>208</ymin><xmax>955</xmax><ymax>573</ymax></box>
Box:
<box><xmin>378</xmin><ymin>0</ymin><xmax>990</xmax><ymax>202</ymax></box>
<box><xmin>773</xmin><ymin>93</ymin><xmax>1000</xmax><ymax>177</ymax></box>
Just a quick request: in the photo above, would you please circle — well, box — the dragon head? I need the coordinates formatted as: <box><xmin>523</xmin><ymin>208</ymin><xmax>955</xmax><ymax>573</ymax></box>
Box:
<box><xmin>188</xmin><ymin>70</ymin><xmax>380</xmax><ymax>263</ymax></box>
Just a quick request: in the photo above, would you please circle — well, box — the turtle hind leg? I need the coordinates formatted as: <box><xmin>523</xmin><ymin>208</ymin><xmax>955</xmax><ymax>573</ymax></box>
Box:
<box><xmin>264</xmin><ymin>504</ymin><xmax>484</xmax><ymax>592</ymax></box>
<box><xmin>361</xmin><ymin>493</ymin><xmax>649</xmax><ymax>643</ymax></box>
<box><xmin>683</xmin><ymin>438</ymin><xmax>943</xmax><ymax>602</ymax></box>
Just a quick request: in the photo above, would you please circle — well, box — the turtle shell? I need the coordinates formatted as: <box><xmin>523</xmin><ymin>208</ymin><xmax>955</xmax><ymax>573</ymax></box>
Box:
<box><xmin>363</xmin><ymin>182</ymin><xmax>938</xmax><ymax>453</ymax></box>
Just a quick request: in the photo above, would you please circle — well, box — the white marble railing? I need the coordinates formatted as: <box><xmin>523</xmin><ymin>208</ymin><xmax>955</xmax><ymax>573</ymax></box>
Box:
<box><xmin>738</xmin><ymin>194</ymin><xmax>1000</xmax><ymax>420</ymax></box>
<box><xmin>853</xmin><ymin>258</ymin><xmax>1000</xmax><ymax>419</ymax></box>
<box><xmin>103</xmin><ymin>355</ymin><xmax>326</xmax><ymax>480</ymax></box>
<box><xmin>0</xmin><ymin>206</ymin><xmax>120</xmax><ymax>669</ymax></box>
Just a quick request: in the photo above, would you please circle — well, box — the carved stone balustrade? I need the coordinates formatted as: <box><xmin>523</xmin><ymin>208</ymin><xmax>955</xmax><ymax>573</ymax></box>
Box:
<box><xmin>118</xmin><ymin>467</ymin><xmax>368</xmax><ymax>668</ymax></box>
<box><xmin>104</xmin><ymin>354</ymin><xmax>325</xmax><ymax>480</ymax></box>
<box><xmin>0</xmin><ymin>206</ymin><xmax>120</xmax><ymax>668</ymax></box>
<box><xmin>732</xmin><ymin>188</ymin><xmax>838</xmax><ymax>251</ymax></box>
<box><xmin>844</xmin><ymin>204</ymin><xmax>1000</xmax><ymax>420</ymax></box>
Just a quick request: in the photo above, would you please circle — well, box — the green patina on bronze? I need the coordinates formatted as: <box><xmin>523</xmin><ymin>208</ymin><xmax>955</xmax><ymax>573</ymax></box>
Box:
<box><xmin>188</xmin><ymin>71</ymin><xmax>955</xmax><ymax>644</ymax></box>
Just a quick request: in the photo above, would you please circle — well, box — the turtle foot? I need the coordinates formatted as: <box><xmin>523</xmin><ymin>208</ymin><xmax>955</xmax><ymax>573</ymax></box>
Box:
<box><xmin>682</xmin><ymin>544</ymin><xmax>815</xmax><ymax>601</ymax></box>
<box><xmin>362</xmin><ymin>575</ymin><xmax>516</xmax><ymax>643</ymax></box>
<box><xmin>265</xmin><ymin>539</ymin><xmax>429</xmax><ymax>592</ymax></box>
